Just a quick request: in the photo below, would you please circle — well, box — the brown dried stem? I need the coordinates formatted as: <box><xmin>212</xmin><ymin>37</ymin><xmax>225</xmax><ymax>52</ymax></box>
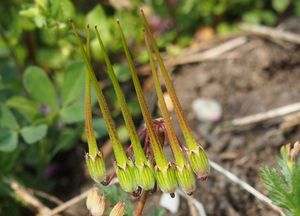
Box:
<box><xmin>134</xmin><ymin>191</ymin><xmax>149</xmax><ymax>216</ymax></box>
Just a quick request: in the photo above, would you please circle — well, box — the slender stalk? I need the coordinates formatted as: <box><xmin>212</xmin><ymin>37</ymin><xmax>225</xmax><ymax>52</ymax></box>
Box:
<box><xmin>116</xmin><ymin>20</ymin><xmax>168</xmax><ymax>168</ymax></box>
<box><xmin>84</xmin><ymin>26</ymin><xmax>98</xmax><ymax>158</ymax></box>
<box><xmin>134</xmin><ymin>191</ymin><xmax>149</xmax><ymax>216</ymax></box>
<box><xmin>140</xmin><ymin>10</ymin><xmax>198</xmax><ymax>150</ymax></box>
<box><xmin>71</xmin><ymin>23</ymin><xmax>127</xmax><ymax>167</ymax></box>
<box><xmin>94</xmin><ymin>26</ymin><xmax>147</xmax><ymax>165</ymax></box>
<box><xmin>144</xmin><ymin>32</ymin><xmax>185</xmax><ymax>168</ymax></box>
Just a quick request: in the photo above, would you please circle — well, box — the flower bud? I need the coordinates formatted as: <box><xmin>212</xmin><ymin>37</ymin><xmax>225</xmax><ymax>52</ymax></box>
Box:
<box><xmin>86</xmin><ymin>187</ymin><xmax>105</xmax><ymax>216</ymax></box>
<box><xmin>86</xmin><ymin>151</ymin><xmax>106</xmax><ymax>183</ymax></box>
<box><xmin>290</xmin><ymin>141</ymin><xmax>300</xmax><ymax>161</ymax></box>
<box><xmin>109</xmin><ymin>201</ymin><xmax>125</xmax><ymax>216</ymax></box>
<box><xmin>135</xmin><ymin>160</ymin><xmax>156</xmax><ymax>191</ymax></box>
<box><xmin>187</xmin><ymin>146</ymin><xmax>210</xmax><ymax>180</ymax></box>
<box><xmin>115</xmin><ymin>160</ymin><xmax>138</xmax><ymax>193</ymax></box>
<box><xmin>281</xmin><ymin>141</ymin><xmax>300</xmax><ymax>171</ymax></box>
<box><xmin>175</xmin><ymin>164</ymin><xmax>196</xmax><ymax>195</ymax></box>
<box><xmin>155</xmin><ymin>163</ymin><xmax>177</xmax><ymax>193</ymax></box>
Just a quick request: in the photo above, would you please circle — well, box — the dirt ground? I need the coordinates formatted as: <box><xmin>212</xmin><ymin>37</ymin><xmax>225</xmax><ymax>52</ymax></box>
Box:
<box><xmin>166</xmin><ymin>28</ymin><xmax>300</xmax><ymax>215</ymax></box>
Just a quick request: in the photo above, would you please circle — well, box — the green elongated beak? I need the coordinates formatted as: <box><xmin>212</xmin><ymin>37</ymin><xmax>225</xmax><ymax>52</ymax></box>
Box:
<box><xmin>116</xmin><ymin>21</ymin><xmax>169</xmax><ymax>170</ymax></box>
<box><xmin>84</xmin><ymin>26</ymin><xmax>106</xmax><ymax>183</ymax></box>
<box><xmin>140</xmin><ymin>10</ymin><xmax>210</xmax><ymax>179</ymax></box>
<box><xmin>72</xmin><ymin>23</ymin><xmax>137</xmax><ymax>193</ymax></box>
<box><xmin>144</xmin><ymin>31</ymin><xmax>196</xmax><ymax>193</ymax></box>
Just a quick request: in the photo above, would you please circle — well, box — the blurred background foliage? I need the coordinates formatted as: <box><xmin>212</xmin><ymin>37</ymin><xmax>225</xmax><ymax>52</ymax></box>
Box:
<box><xmin>0</xmin><ymin>0</ymin><xmax>299</xmax><ymax>214</ymax></box>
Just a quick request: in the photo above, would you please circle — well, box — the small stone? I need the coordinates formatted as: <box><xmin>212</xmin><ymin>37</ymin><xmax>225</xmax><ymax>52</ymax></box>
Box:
<box><xmin>192</xmin><ymin>98</ymin><xmax>222</xmax><ymax>122</ymax></box>
<box><xmin>159</xmin><ymin>192</ymin><xmax>180</xmax><ymax>213</ymax></box>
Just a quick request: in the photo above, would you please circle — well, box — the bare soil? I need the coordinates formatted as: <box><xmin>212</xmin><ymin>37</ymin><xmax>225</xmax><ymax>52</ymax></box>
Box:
<box><xmin>168</xmin><ymin>32</ymin><xmax>300</xmax><ymax>215</ymax></box>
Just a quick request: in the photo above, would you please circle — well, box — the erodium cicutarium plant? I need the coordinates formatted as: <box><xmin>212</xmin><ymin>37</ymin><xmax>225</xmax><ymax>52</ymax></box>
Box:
<box><xmin>71</xmin><ymin>9</ymin><xmax>210</xmax><ymax>198</ymax></box>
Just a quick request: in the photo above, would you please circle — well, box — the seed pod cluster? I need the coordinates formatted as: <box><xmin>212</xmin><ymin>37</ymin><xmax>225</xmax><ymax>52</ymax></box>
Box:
<box><xmin>71</xmin><ymin>10</ymin><xmax>209</xmax><ymax>197</ymax></box>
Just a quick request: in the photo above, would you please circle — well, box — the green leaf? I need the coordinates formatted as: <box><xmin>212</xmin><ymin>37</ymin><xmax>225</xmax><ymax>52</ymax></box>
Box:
<box><xmin>117</xmin><ymin>125</ymin><xmax>129</xmax><ymax>143</ymax></box>
<box><xmin>86</xmin><ymin>5</ymin><xmax>108</xmax><ymax>30</ymax></box>
<box><xmin>20</xmin><ymin>124</ymin><xmax>48</xmax><ymax>144</ymax></box>
<box><xmin>295</xmin><ymin>1</ymin><xmax>300</xmax><ymax>16</ymax></box>
<box><xmin>19</xmin><ymin>6</ymin><xmax>40</xmax><ymax>18</ymax></box>
<box><xmin>272</xmin><ymin>0</ymin><xmax>290</xmax><ymax>12</ymax></box>
<box><xmin>0</xmin><ymin>148</ymin><xmax>20</xmax><ymax>173</ymax></box>
<box><xmin>0</xmin><ymin>179</ymin><xmax>14</xmax><ymax>197</ymax></box>
<box><xmin>50</xmin><ymin>0</ymin><xmax>75</xmax><ymax>20</ymax></box>
<box><xmin>261</xmin><ymin>10</ymin><xmax>277</xmax><ymax>25</ymax></box>
<box><xmin>260</xmin><ymin>167</ymin><xmax>291</xmax><ymax>210</ymax></box>
<box><xmin>23</xmin><ymin>66</ymin><xmax>58</xmax><ymax>110</ymax></box>
<box><xmin>0</xmin><ymin>128</ymin><xmax>18</xmax><ymax>152</ymax></box>
<box><xmin>0</xmin><ymin>105</ymin><xmax>19</xmax><ymax>130</ymax></box>
<box><xmin>153</xmin><ymin>207</ymin><xmax>166</xmax><ymax>216</ymax></box>
<box><xmin>127</xmin><ymin>99</ymin><xmax>141</xmax><ymax>117</ymax></box>
<box><xmin>0</xmin><ymin>61</ymin><xmax>19</xmax><ymax>84</ymax></box>
<box><xmin>86</xmin><ymin>5</ymin><xmax>111</xmax><ymax>53</ymax></box>
<box><xmin>242</xmin><ymin>10</ymin><xmax>262</xmax><ymax>24</ymax></box>
<box><xmin>52</xmin><ymin>127</ymin><xmax>80</xmax><ymax>155</ymax></box>
<box><xmin>37</xmin><ymin>48</ymin><xmax>67</xmax><ymax>69</ymax></box>
<box><xmin>60</xmin><ymin>103</ymin><xmax>84</xmax><ymax>124</ymax></box>
<box><xmin>86</xmin><ymin>5</ymin><xmax>112</xmax><ymax>60</ymax></box>
<box><xmin>92</xmin><ymin>117</ymin><xmax>108</xmax><ymax>137</ymax></box>
<box><xmin>6</xmin><ymin>96</ymin><xmax>39</xmax><ymax>121</ymax></box>
<box><xmin>97</xmin><ymin>184</ymin><xmax>134</xmax><ymax>215</ymax></box>
<box><xmin>113</xmin><ymin>63</ymin><xmax>131</xmax><ymax>82</ymax></box>
<box><xmin>61</xmin><ymin>61</ymin><xmax>85</xmax><ymax>105</ymax></box>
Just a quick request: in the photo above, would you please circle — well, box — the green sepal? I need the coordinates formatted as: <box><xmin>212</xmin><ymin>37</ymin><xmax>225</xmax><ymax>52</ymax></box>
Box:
<box><xmin>86</xmin><ymin>151</ymin><xmax>106</xmax><ymax>183</ymax></box>
<box><xmin>155</xmin><ymin>163</ymin><xmax>177</xmax><ymax>193</ymax></box>
<box><xmin>115</xmin><ymin>160</ymin><xmax>138</xmax><ymax>193</ymax></box>
<box><xmin>175</xmin><ymin>164</ymin><xmax>196</xmax><ymax>195</ymax></box>
<box><xmin>187</xmin><ymin>146</ymin><xmax>210</xmax><ymax>180</ymax></box>
<box><xmin>135</xmin><ymin>160</ymin><xmax>156</xmax><ymax>191</ymax></box>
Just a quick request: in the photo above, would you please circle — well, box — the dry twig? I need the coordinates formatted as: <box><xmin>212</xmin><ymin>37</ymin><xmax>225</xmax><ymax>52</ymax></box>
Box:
<box><xmin>219</xmin><ymin>102</ymin><xmax>300</xmax><ymax>131</ymax></box>
<box><xmin>280</xmin><ymin>111</ymin><xmax>300</xmax><ymax>133</ymax></box>
<box><xmin>10</xmin><ymin>180</ymin><xmax>54</xmax><ymax>215</ymax></box>
<box><xmin>209</xmin><ymin>160</ymin><xmax>285</xmax><ymax>216</ymax></box>
<box><xmin>31</xmin><ymin>189</ymin><xmax>64</xmax><ymax>205</ymax></box>
<box><xmin>167</xmin><ymin>36</ymin><xmax>247</xmax><ymax>66</ymax></box>
<box><xmin>139</xmin><ymin>36</ymin><xmax>247</xmax><ymax>75</ymax></box>
<box><xmin>239</xmin><ymin>23</ymin><xmax>300</xmax><ymax>44</ymax></box>
<box><xmin>46</xmin><ymin>189</ymin><xmax>92</xmax><ymax>216</ymax></box>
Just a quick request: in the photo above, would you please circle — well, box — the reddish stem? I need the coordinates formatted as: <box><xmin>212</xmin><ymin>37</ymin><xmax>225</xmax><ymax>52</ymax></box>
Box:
<box><xmin>134</xmin><ymin>190</ymin><xmax>149</xmax><ymax>216</ymax></box>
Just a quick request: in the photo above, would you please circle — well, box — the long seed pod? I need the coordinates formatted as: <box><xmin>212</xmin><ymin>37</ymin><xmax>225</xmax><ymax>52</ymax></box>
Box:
<box><xmin>140</xmin><ymin>10</ymin><xmax>209</xmax><ymax>179</ymax></box>
<box><xmin>94</xmin><ymin>26</ymin><xmax>155</xmax><ymax>191</ymax></box>
<box><xmin>84</xmin><ymin>27</ymin><xmax>106</xmax><ymax>183</ymax></box>
<box><xmin>71</xmin><ymin>23</ymin><xmax>137</xmax><ymax>193</ymax></box>
<box><xmin>116</xmin><ymin>21</ymin><xmax>177</xmax><ymax>194</ymax></box>
<box><xmin>145</xmin><ymin>32</ymin><xmax>195</xmax><ymax>194</ymax></box>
